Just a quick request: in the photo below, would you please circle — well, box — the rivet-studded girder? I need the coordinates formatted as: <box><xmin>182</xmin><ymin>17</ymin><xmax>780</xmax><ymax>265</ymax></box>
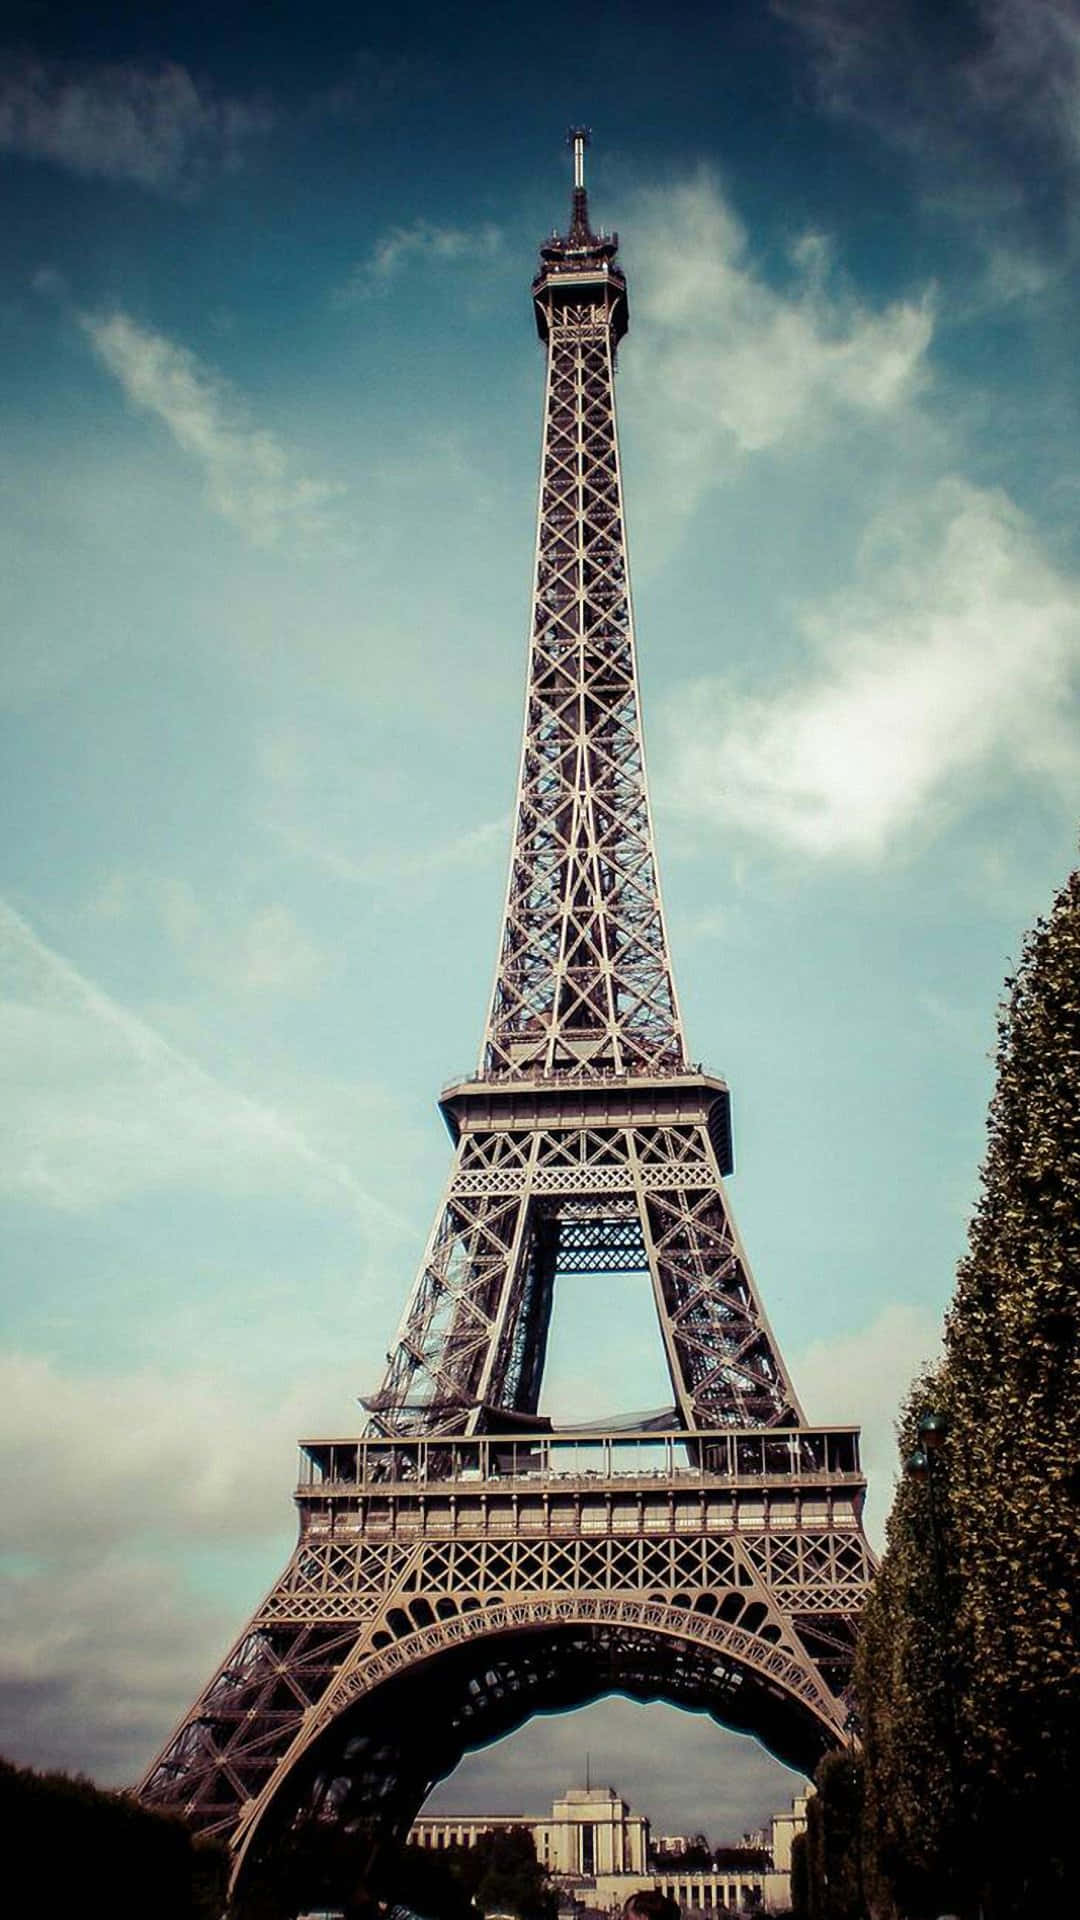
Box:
<box><xmin>366</xmin><ymin>199</ymin><xmax>797</xmax><ymax>1438</ymax></box>
<box><xmin>483</xmin><ymin>286</ymin><xmax>684</xmax><ymax>1079</ymax></box>
<box><xmin>366</xmin><ymin>1084</ymin><xmax>803</xmax><ymax>1435</ymax></box>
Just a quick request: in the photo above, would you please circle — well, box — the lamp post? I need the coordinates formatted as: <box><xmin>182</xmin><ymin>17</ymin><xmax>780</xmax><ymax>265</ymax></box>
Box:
<box><xmin>906</xmin><ymin>1410</ymin><xmax>967</xmax><ymax>1920</ymax></box>
<box><xmin>907</xmin><ymin>1410</ymin><xmax>949</xmax><ymax>1601</ymax></box>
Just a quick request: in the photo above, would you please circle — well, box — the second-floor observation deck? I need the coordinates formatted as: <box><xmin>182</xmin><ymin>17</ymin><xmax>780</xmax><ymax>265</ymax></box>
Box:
<box><xmin>298</xmin><ymin>1426</ymin><xmax>864</xmax><ymax>1502</ymax></box>
<box><xmin>294</xmin><ymin>1430</ymin><xmax>867</xmax><ymax>1577</ymax></box>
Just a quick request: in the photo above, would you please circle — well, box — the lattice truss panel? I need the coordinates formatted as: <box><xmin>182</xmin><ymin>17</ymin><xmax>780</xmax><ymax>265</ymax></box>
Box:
<box><xmin>140</xmin><ymin>1512</ymin><xmax>870</xmax><ymax>1842</ymax></box>
<box><xmin>369</xmin><ymin>1117</ymin><xmax>800</xmax><ymax>1434</ymax></box>
<box><xmin>484</xmin><ymin>303</ymin><xmax>684</xmax><ymax>1079</ymax></box>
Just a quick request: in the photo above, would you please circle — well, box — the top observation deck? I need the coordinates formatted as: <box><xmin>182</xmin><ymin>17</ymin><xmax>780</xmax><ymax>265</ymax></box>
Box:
<box><xmin>533</xmin><ymin>128</ymin><xmax>628</xmax><ymax>345</ymax></box>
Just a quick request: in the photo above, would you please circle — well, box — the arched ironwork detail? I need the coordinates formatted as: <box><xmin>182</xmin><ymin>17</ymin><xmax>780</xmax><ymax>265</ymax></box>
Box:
<box><xmin>228</xmin><ymin>1597</ymin><xmax>847</xmax><ymax>1887</ymax></box>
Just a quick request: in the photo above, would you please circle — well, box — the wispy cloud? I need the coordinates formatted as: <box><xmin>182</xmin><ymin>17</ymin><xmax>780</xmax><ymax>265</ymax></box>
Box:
<box><xmin>662</xmin><ymin>478</ymin><xmax>1080</xmax><ymax>858</ymax></box>
<box><xmin>0</xmin><ymin>56</ymin><xmax>271</xmax><ymax>194</ymax></box>
<box><xmin>162</xmin><ymin>884</ymin><xmax>335</xmax><ymax>994</ymax></box>
<box><xmin>340</xmin><ymin>219</ymin><xmax>502</xmax><ymax>300</ymax></box>
<box><xmin>0</xmin><ymin>898</ymin><xmax>404</xmax><ymax>1217</ymax></box>
<box><xmin>793</xmin><ymin>1302</ymin><xmax>943</xmax><ymax>1547</ymax></box>
<box><xmin>80</xmin><ymin>310</ymin><xmax>342</xmax><ymax>544</ymax></box>
<box><xmin>623</xmin><ymin>173</ymin><xmax>932</xmax><ymax>523</ymax></box>
<box><xmin>91</xmin><ymin>873</ymin><xmax>336</xmax><ymax>997</ymax></box>
<box><xmin>0</xmin><ymin>1348</ymin><xmax>363</xmax><ymax>1781</ymax></box>
<box><xmin>272</xmin><ymin>813</ymin><xmax>508</xmax><ymax>886</ymax></box>
<box><xmin>776</xmin><ymin>0</ymin><xmax>1080</xmax><ymax>269</ymax></box>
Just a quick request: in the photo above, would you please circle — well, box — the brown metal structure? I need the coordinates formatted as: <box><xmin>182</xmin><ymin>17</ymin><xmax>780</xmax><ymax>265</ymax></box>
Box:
<box><xmin>139</xmin><ymin>134</ymin><xmax>873</xmax><ymax>1891</ymax></box>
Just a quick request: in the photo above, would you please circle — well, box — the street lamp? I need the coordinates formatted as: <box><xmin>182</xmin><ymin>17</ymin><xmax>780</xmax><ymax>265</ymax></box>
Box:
<box><xmin>907</xmin><ymin>1412</ymin><xmax>949</xmax><ymax>1591</ymax></box>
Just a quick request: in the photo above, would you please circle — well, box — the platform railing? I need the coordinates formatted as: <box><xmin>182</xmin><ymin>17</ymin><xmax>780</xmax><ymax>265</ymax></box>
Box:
<box><xmin>297</xmin><ymin>1425</ymin><xmax>863</xmax><ymax>1494</ymax></box>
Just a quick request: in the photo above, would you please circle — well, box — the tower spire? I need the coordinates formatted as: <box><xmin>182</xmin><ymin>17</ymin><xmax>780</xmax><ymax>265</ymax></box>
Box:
<box><xmin>568</xmin><ymin>125</ymin><xmax>592</xmax><ymax>246</ymax></box>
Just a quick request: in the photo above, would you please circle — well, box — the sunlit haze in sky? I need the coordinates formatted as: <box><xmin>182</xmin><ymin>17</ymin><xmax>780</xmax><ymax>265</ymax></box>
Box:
<box><xmin>2</xmin><ymin>0</ymin><xmax>1079</xmax><ymax>1843</ymax></box>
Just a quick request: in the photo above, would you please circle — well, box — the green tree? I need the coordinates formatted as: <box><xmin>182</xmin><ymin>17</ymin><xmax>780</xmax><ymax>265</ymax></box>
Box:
<box><xmin>0</xmin><ymin>1756</ymin><xmax>228</xmax><ymax>1919</ymax></box>
<box><xmin>857</xmin><ymin>867</ymin><xmax>1080</xmax><ymax>1919</ymax></box>
<box><xmin>814</xmin><ymin>1752</ymin><xmax>866</xmax><ymax>1920</ymax></box>
<box><xmin>462</xmin><ymin>1827</ymin><xmax>555</xmax><ymax>1920</ymax></box>
<box><xmin>789</xmin><ymin>1831</ymin><xmax>810</xmax><ymax>1920</ymax></box>
<box><xmin>794</xmin><ymin>1756</ymin><xmax>868</xmax><ymax>1920</ymax></box>
<box><xmin>855</xmin><ymin>1374</ymin><xmax>963</xmax><ymax>1919</ymax></box>
<box><xmin>945</xmin><ymin>867</ymin><xmax>1080</xmax><ymax>1914</ymax></box>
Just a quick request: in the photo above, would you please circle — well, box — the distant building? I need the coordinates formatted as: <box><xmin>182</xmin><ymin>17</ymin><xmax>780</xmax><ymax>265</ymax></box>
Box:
<box><xmin>410</xmin><ymin>1782</ymin><xmax>808</xmax><ymax>1913</ymax></box>
<box><xmin>759</xmin><ymin>1793</ymin><xmax>810</xmax><ymax>1914</ymax></box>
<box><xmin>412</xmin><ymin>1784</ymin><xmax>648</xmax><ymax>1878</ymax></box>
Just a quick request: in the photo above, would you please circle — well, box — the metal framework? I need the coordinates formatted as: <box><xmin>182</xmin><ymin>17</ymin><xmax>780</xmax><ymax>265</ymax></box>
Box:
<box><xmin>138</xmin><ymin>134</ymin><xmax>873</xmax><ymax>1892</ymax></box>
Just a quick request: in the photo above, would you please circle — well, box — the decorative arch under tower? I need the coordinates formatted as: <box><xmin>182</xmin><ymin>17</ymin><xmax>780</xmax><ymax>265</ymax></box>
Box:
<box><xmin>138</xmin><ymin>133</ymin><xmax>873</xmax><ymax>1892</ymax></box>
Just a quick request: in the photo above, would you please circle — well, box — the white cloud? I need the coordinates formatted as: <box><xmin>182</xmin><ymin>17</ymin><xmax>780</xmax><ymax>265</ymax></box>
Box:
<box><xmin>0</xmin><ymin>897</ymin><xmax>404</xmax><ymax>1216</ymax></box>
<box><xmin>793</xmin><ymin>1301</ymin><xmax>944</xmax><ymax>1547</ymax></box>
<box><xmin>0</xmin><ymin>1348</ymin><xmax>364</xmax><ymax>1781</ymax></box>
<box><xmin>340</xmin><ymin>219</ymin><xmax>502</xmax><ymax>299</ymax></box>
<box><xmin>621</xmin><ymin>173</ymin><xmax>932</xmax><ymax>521</ymax></box>
<box><xmin>776</xmin><ymin>0</ymin><xmax>1080</xmax><ymax>259</ymax></box>
<box><xmin>662</xmin><ymin>478</ymin><xmax>1080</xmax><ymax>857</ymax></box>
<box><xmin>0</xmin><ymin>1353</ymin><xmax>289</xmax><ymax>1553</ymax></box>
<box><xmin>272</xmin><ymin>813</ymin><xmax>507</xmax><ymax>886</ymax></box>
<box><xmin>971</xmin><ymin>0</ymin><xmax>1080</xmax><ymax>168</ymax></box>
<box><xmin>0</xmin><ymin>56</ymin><xmax>271</xmax><ymax>194</ymax></box>
<box><xmin>0</xmin><ymin>1546</ymin><xmax>229</xmax><ymax>1783</ymax></box>
<box><xmin>81</xmin><ymin>310</ymin><xmax>342</xmax><ymax>544</ymax></box>
<box><xmin>157</xmin><ymin>880</ymin><xmax>334</xmax><ymax>995</ymax></box>
<box><xmin>90</xmin><ymin>871</ymin><xmax>334</xmax><ymax>995</ymax></box>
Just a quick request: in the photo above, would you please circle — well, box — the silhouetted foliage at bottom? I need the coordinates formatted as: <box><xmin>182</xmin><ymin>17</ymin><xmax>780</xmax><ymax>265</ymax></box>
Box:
<box><xmin>0</xmin><ymin>1756</ymin><xmax>227</xmax><ymax>1920</ymax></box>
<box><xmin>234</xmin><ymin>1815</ymin><xmax>382</xmax><ymax>1920</ymax></box>
<box><xmin>789</xmin><ymin>1754</ymin><xmax>867</xmax><ymax>1920</ymax></box>
<box><xmin>235</xmin><ymin>1817</ymin><xmax>555</xmax><ymax>1920</ymax></box>
<box><xmin>410</xmin><ymin>1826</ymin><xmax>556</xmax><ymax>1920</ymax></box>
<box><xmin>652</xmin><ymin>1845</ymin><xmax>713</xmax><ymax>1872</ymax></box>
<box><xmin>789</xmin><ymin>1831</ymin><xmax>810</xmax><ymax>1920</ymax></box>
<box><xmin>711</xmin><ymin>1846</ymin><xmax>769</xmax><ymax>1871</ymax></box>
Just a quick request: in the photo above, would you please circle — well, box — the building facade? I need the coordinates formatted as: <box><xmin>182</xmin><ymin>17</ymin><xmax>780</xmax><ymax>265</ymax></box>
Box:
<box><xmin>758</xmin><ymin>1793</ymin><xmax>809</xmax><ymax>1914</ymax></box>
<box><xmin>412</xmin><ymin>1785</ymin><xmax>648</xmax><ymax>1877</ymax></box>
<box><xmin>410</xmin><ymin>1783</ymin><xmax>808</xmax><ymax>1913</ymax></box>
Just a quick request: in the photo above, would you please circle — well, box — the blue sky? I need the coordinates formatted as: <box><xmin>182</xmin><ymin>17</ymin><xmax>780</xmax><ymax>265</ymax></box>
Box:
<box><xmin>2</xmin><ymin>0</ymin><xmax>1079</xmax><ymax>1842</ymax></box>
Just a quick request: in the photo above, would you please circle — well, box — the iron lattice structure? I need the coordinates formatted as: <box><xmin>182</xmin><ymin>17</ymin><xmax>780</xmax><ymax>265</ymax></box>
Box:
<box><xmin>139</xmin><ymin>137</ymin><xmax>873</xmax><ymax>1891</ymax></box>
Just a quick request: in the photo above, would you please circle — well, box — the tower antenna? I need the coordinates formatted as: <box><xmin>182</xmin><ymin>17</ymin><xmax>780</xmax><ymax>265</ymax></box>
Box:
<box><xmin>569</xmin><ymin>125</ymin><xmax>590</xmax><ymax>191</ymax></box>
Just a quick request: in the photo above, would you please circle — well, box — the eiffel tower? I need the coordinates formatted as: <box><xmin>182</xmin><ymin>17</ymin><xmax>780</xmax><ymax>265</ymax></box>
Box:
<box><xmin>139</xmin><ymin>133</ymin><xmax>873</xmax><ymax>1893</ymax></box>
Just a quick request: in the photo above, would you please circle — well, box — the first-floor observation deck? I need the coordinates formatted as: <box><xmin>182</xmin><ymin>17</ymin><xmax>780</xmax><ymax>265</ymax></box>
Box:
<box><xmin>297</xmin><ymin>1427</ymin><xmax>866</xmax><ymax>1563</ymax></box>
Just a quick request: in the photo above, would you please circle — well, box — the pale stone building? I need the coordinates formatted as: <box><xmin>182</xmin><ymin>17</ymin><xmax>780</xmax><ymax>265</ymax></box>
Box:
<box><xmin>410</xmin><ymin>1782</ymin><xmax>808</xmax><ymax>1915</ymax></box>
<box><xmin>411</xmin><ymin>1785</ymin><xmax>648</xmax><ymax>1878</ymax></box>
<box><xmin>760</xmin><ymin>1792</ymin><xmax>809</xmax><ymax>1914</ymax></box>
